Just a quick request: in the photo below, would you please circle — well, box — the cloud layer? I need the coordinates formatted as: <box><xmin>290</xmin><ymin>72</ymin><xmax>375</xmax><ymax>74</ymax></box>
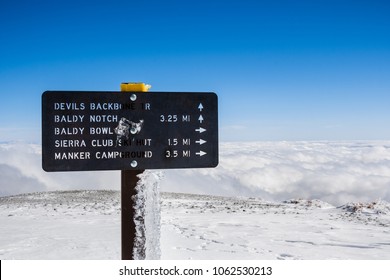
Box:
<box><xmin>1</xmin><ymin>141</ymin><xmax>390</xmax><ymax>205</ymax></box>
<box><xmin>0</xmin><ymin>143</ymin><xmax>120</xmax><ymax>196</ymax></box>
<box><xmin>161</xmin><ymin>141</ymin><xmax>390</xmax><ymax>205</ymax></box>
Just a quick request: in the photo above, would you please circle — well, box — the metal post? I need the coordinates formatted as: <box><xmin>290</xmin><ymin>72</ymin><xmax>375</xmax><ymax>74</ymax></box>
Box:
<box><xmin>120</xmin><ymin>82</ymin><xmax>151</xmax><ymax>260</ymax></box>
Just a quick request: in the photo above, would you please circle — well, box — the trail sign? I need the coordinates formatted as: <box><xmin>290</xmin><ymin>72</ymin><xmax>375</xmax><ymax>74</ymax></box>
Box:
<box><xmin>42</xmin><ymin>91</ymin><xmax>218</xmax><ymax>171</ymax></box>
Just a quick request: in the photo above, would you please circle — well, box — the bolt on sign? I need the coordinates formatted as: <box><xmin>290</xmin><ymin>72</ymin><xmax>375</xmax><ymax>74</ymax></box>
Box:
<box><xmin>42</xmin><ymin>91</ymin><xmax>218</xmax><ymax>171</ymax></box>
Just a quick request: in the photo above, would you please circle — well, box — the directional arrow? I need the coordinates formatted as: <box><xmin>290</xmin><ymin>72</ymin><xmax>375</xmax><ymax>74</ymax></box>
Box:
<box><xmin>198</xmin><ymin>103</ymin><xmax>204</xmax><ymax>112</ymax></box>
<box><xmin>195</xmin><ymin>127</ymin><xmax>206</xmax><ymax>133</ymax></box>
<box><xmin>195</xmin><ymin>139</ymin><xmax>207</xmax><ymax>145</ymax></box>
<box><xmin>196</xmin><ymin>151</ymin><xmax>207</xmax><ymax>157</ymax></box>
<box><xmin>198</xmin><ymin>115</ymin><xmax>204</xmax><ymax>123</ymax></box>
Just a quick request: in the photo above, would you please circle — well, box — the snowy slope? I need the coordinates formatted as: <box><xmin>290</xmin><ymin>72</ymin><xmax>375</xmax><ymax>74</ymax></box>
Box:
<box><xmin>1</xmin><ymin>190</ymin><xmax>389</xmax><ymax>260</ymax></box>
<box><xmin>0</xmin><ymin>191</ymin><xmax>121</xmax><ymax>259</ymax></box>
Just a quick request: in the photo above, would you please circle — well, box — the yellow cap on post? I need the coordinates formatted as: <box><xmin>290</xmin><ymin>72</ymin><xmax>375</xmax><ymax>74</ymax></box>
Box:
<box><xmin>120</xmin><ymin>82</ymin><xmax>151</xmax><ymax>92</ymax></box>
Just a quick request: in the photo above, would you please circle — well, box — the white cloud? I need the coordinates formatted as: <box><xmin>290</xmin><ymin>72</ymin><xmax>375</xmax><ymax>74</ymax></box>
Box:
<box><xmin>162</xmin><ymin>141</ymin><xmax>390</xmax><ymax>205</ymax></box>
<box><xmin>0</xmin><ymin>143</ymin><xmax>119</xmax><ymax>196</ymax></box>
<box><xmin>0</xmin><ymin>164</ymin><xmax>47</xmax><ymax>196</ymax></box>
<box><xmin>1</xmin><ymin>141</ymin><xmax>390</xmax><ymax>205</ymax></box>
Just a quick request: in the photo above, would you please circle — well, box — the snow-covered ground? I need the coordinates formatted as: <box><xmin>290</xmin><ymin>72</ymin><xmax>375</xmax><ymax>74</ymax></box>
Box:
<box><xmin>1</xmin><ymin>190</ymin><xmax>389</xmax><ymax>260</ymax></box>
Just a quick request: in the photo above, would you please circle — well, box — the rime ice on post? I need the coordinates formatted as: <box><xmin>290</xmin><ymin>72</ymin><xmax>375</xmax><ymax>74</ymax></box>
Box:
<box><xmin>133</xmin><ymin>170</ymin><xmax>163</xmax><ymax>260</ymax></box>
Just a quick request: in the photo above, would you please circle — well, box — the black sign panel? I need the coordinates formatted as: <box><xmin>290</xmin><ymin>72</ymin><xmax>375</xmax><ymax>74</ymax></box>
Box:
<box><xmin>42</xmin><ymin>91</ymin><xmax>218</xmax><ymax>171</ymax></box>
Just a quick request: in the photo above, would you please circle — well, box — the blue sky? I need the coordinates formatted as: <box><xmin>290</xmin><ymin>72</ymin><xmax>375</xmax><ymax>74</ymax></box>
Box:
<box><xmin>0</xmin><ymin>0</ymin><xmax>389</xmax><ymax>142</ymax></box>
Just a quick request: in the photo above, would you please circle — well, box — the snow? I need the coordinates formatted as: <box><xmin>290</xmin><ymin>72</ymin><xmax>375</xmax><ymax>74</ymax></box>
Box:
<box><xmin>161</xmin><ymin>193</ymin><xmax>390</xmax><ymax>260</ymax></box>
<box><xmin>1</xmin><ymin>190</ymin><xmax>389</xmax><ymax>260</ymax></box>
<box><xmin>0</xmin><ymin>191</ymin><xmax>120</xmax><ymax>259</ymax></box>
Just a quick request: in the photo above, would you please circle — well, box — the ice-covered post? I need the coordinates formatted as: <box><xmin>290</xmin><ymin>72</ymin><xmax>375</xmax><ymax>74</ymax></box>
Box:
<box><xmin>120</xmin><ymin>82</ymin><xmax>150</xmax><ymax>260</ymax></box>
